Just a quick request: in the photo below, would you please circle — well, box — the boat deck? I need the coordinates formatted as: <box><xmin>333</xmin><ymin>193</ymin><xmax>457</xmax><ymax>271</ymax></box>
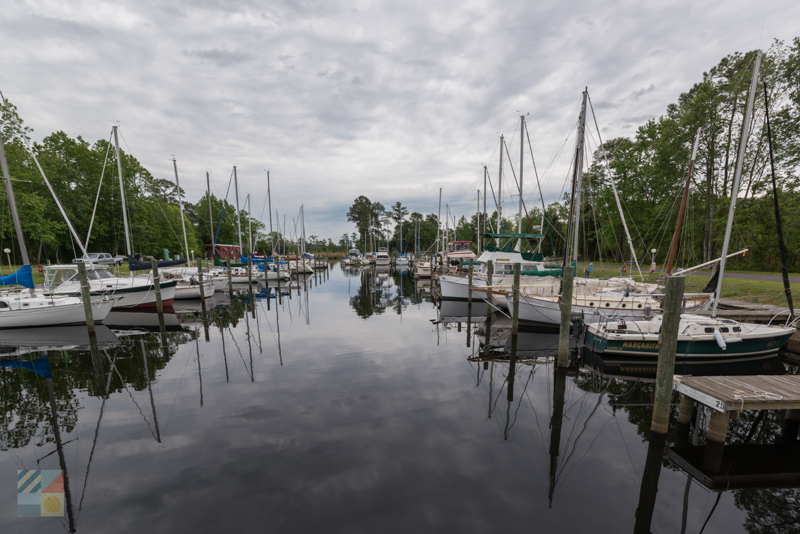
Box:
<box><xmin>674</xmin><ymin>375</ymin><xmax>800</xmax><ymax>412</ymax></box>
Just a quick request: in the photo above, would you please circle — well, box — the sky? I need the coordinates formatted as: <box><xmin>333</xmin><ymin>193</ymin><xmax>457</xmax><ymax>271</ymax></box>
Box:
<box><xmin>1</xmin><ymin>0</ymin><xmax>799</xmax><ymax>243</ymax></box>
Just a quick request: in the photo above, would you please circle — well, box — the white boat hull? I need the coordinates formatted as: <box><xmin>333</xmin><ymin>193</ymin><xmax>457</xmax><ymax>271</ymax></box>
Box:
<box><xmin>0</xmin><ymin>299</ymin><xmax>114</xmax><ymax>329</ymax></box>
<box><xmin>174</xmin><ymin>280</ymin><xmax>216</xmax><ymax>300</ymax></box>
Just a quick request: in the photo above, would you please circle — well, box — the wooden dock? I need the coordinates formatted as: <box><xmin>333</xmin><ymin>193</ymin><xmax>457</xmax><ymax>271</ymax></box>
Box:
<box><xmin>674</xmin><ymin>375</ymin><xmax>800</xmax><ymax>412</ymax></box>
<box><xmin>693</xmin><ymin>298</ymin><xmax>793</xmax><ymax>324</ymax></box>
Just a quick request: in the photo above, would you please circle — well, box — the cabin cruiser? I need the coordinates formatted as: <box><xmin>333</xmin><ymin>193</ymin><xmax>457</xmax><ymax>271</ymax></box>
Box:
<box><xmin>376</xmin><ymin>247</ymin><xmax>391</xmax><ymax>266</ymax></box>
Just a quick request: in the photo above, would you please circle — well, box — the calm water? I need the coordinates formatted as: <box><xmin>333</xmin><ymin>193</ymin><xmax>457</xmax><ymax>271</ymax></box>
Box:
<box><xmin>1</xmin><ymin>263</ymin><xmax>797</xmax><ymax>533</ymax></box>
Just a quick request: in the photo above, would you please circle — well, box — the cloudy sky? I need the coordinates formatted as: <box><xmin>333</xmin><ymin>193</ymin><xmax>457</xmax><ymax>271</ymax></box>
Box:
<box><xmin>2</xmin><ymin>0</ymin><xmax>798</xmax><ymax>242</ymax></box>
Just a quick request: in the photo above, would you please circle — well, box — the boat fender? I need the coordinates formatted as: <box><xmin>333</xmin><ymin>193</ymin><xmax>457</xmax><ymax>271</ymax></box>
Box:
<box><xmin>714</xmin><ymin>329</ymin><xmax>727</xmax><ymax>350</ymax></box>
<box><xmin>726</xmin><ymin>337</ymin><xmax>742</xmax><ymax>344</ymax></box>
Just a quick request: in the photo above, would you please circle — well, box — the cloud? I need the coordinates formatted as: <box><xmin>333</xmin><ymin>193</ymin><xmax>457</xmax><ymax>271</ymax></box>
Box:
<box><xmin>181</xmin><ymin>48</ymin><xmax>255</xmax><ymax>67</ymax></box>
<box><xmin>0</xmin><ymin>0</ymin><xmax>798</xmax><ymax>241</ymax></box>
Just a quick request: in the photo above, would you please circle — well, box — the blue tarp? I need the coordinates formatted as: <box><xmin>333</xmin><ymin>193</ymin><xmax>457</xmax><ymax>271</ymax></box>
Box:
<box><xmin>0</xmin><ymin>264</ymin><xmax>34</xmax><ymax>288</ymax></box>
<box><xmin>0</xmin><ymin>356</ymin><xmax>52</xmax><ymax>378</ymax></box>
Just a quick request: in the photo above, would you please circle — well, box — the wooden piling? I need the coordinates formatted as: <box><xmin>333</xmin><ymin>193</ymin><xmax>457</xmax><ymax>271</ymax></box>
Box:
<box><xmin>226</xmin><ymin>262</ymin><xmax>233</xmax><ymax>294</ymax></box>
<box><xmin>557</xmin><ymin>262</ymin><xmax>574</xmax><ymax>368</ymax></box>
<box><xmin>467</xmin><ymin>259</ymin><xmax>473</xmax><ymax>348</ymax></box>
<box><xmin>78</xmin><ymin>262</ymin><xmax>105</xmax><ymax>393</ymax></box>
<box><xmin>197</xmin><ymin>260</ymin><xmax>207</xmax><ymax>314</ymax></box>
<box><xmin>507</xmin><ymin>264</ymin><xmax>521</xmax><ymax>402</ymax></box>
<box><xmin>483</xmin><ymin>260</ymin><xmax>493</xmax><ymax>358</ymax></box>
<box><xmin>151</xmin><ymin>260</ymin><xmax>164</xmax><ymax>315</ymax></box>
<box><xmin>783</xmin><ymin>409</ymin><xmax>800</xmax><ymax>441</ymax></box>
<box><xmin>650</xmin><ymin>275</ymin><xmax>685</xmax><ymax>435</ymax></box>
<box><xmin>151</xmin><ymin>259</ymin><xmax>167</xmax><ymax>336</ymax></box>
<box><xmin>248</xmin><ymin>258</ymin><xmax>253</xmax><ymax>295</ymax></box>
<box><xmin>77</xmin><ymin>262</ymin><xmax>95</xmax><ymax>332</ymax></box>
<box><xmin>275</xmin><ymin>256</ymin><xmax>282</xmax><ymax>304</ymax></box>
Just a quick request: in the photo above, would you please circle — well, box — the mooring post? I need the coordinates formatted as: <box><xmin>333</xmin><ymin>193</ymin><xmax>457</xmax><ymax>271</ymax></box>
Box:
<box><xmin>651</xmin><ymin>275</ymin><xmax>685</xmax><ymax>435</ymax></box>
<box><xmin>248</xmin><ymin>257</ymin><xmax>253</xmax><ymax>295</ymax></box>
<box><xmin>77</xmin><ymin>262</ymin><xmax>95</xmax><ymax>333</ymax></box>
<box><xmin>78</xmin><ymin>262</ymin><xmax>104</xmax><ymax>393</ymax></box>
<box><xmin>783</xmin><ymin>409</ymin><xmax>800</xmax><ymax>441</ymax></box>
<box><xmin>507</xmin><ymin>263</ymin><xmax>521</xmax><ymax>402</ymax></box>
<box><xmin>275</xmin><ymin>256</ymin><xmax>282</xmax><ymax>305</ymax></box>
<box><xmin>197</xmin><ymin>260</ymin><xmax>207</xmax><ymax>317</ymax></box>
<box><xmin>633</xmin><ymin>432</ymin><xmax>668</xmax><ymax>534</ymax></box>
<box><xmin>704</xmin><ymin>410</ymin><xmax>730</xmax><ymax>474</ymax></box>
<box><xmin>226</xmin><ymin>262</ymin><xmax>233</xmax><ymax>295</ymax></box>
<box><xmin>675</xmin><ymin>394</ymin><xmax>694</xmax><ymax>449</ymax></box>
<box><xmin>467</xmin><ymin>259</ymin><xmax>473</xmax><ymax>347</ymax></box>
<box><xmin>151</xmin><ymin>259</ymin><xmax>166</xmax><ymax>336</ymax></box>
<box><xmin>151</xmin><ymin>260</ymin><xmax>164</xmax><ymax>314</ymax></box>
<box><xmin>483</xmin><ymin>260</ymin><xmax>493</xmax><ymax>358</ymax></box>
<box><xmin>557</xmin><ymin>262</ymin><xmax>574</xmax><ymax>368</ymax></box>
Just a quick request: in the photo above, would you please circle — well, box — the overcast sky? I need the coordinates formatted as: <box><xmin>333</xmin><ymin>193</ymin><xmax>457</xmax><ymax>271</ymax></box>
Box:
<box><xmin>2</xmin><ymin>0</ymin><xmax>798</xmax><ymax>243</ymax></box>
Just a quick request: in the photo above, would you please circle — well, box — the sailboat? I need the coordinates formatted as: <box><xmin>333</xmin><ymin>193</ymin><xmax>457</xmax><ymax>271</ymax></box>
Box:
<box><xmin>507</xmin><ymin>94</ymin><xmax>710</xmax><ymax>325</ymax></box>
<box><xmin>159</xmin><ymin>158</ymin><xmax>215</xmax><ymax>300</ymax></box>
<box><xmin>49</xmin><ymin>126</ymin><xmax>177</xmax><ymax>308</ymax></box>
<box><xmin>585</xmin><ymin>51</ymin><xmax>795</xmax><ymax>360</ymax></box>
<box><xmin>0</xmin><ymin>120</ymin><xmax>114</xmax><ymax>327</ymax></box>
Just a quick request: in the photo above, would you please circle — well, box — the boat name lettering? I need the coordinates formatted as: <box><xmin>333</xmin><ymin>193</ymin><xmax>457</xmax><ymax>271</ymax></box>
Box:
<box><xmin>621</xmin><ymin>341</ymin><xmax>658</xmax><ymax>350</ymax></box>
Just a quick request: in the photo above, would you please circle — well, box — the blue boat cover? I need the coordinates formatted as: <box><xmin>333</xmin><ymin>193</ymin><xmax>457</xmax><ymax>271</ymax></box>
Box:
<box><xmin>0</xmin><ymin>356</ymin><xmax>52</xmax><ymax>378</ymax></box>
<box><xmin>0</xmin><ymin>264</ymin><xmax>34</xmax><ymax>288</ymax></box>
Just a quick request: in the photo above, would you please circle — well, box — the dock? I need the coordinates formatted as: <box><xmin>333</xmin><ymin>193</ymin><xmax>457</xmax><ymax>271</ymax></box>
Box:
<box><xmin>674</xmin><ymin>375</ymin><xmax>800</xmax><ymax>413</ymax></box>
<box><xmin>694</xmin><ymin>298</ymin><xmax>793</xmax><ymax>323</ymax></box>
<box><xmin>673</xmin><ymin>375</ymin><xmax>800</xmax><ymax>473</ymax></box>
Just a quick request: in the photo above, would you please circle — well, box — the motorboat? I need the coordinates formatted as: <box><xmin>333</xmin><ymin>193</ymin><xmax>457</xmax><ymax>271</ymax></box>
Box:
<box><xmin>376</xmin><ymin>247</ymin><xmax>391</xmax><ymax>266</ymax></box>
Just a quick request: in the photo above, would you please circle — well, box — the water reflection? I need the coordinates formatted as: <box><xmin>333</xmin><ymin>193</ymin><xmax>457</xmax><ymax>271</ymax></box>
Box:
<box><xmin>2</xmin><ymin>261</ymin><xmax>798</xmax><ymax>533</ymax></box>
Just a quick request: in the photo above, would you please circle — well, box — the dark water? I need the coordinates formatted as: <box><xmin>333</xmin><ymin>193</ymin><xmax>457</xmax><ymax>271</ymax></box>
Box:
<box><xmin>1</xmin><ymin>263</ymin><xmax>798</xmax><ymax>533</ymax></box>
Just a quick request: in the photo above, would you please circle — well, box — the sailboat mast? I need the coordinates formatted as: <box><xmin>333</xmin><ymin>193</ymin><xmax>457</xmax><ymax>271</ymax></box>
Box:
<box><xmin>666</xmin><ymin>125</ymin><xmax>707</xmax><ymax>275</ymax></box>
<box><xmin>476</xmin><ymin>189</ymin><xmax>480</xmax><ymax>254</ymax></box>
<box><xmin>516</xmin><ymin>116</ymin><xmax>524</xmax><ymax>252</ymax></box>
<box><xmin>483</xmin><ymin>165</ymin><xmax>487</xmax><ymax>253</ymax></box>
<box><xmin>267</xmin><ymin>171</ymin><xmax>275</xmax><ymax>256</ymax></box>
<box><xmin>113</xmin><ymin>126</ymin><xmax>132</xmax><ymax>256</ymax></box>
<box><xmin>436</xmin><ymin>189</ymin><xmax>442</xmax><ymax>257</ymax></box>
<box><xmin>571</xmin><ymin>90</ymin><xmax>588</xmax><ymax>265</ymax></box>
<box><xmin>764</xmin><ymin>82</ymin><xmax>795</xmax><ymax>319</ymax></box>
<box><xmin>206</xmin><ymin>172</ymin><xmax>214</xmax><ymax>259</ymax></box>
<box><xmin>173</xmin><ymin>157</ymin><xmax>190</xmax><ymax>259</ymax></box>
<box><xmin>0</xmin><ymin>137</ymin><xmax>30</xmax><ymax>265</ymax></box>
<box><xmin>233</xmin><ymin>165</ymin><xmax>242</xmax><ymax>256</ymax></box>
<box><xmin>712</xmin><ymin>51</ymin><xmax>762</xmax><ymax>317</ymax></box>
<box><xmin>497</xmin><ymin>135</ymin><xmax>504</xmax><ymax>247</ymax></box>
<box><xmin>301</xmin><ymin>205</ymin><xmax>306</xmax><ymax>255</ymax></box>
<box><xmin>247</xmin><ymin>194</ymin><xmax>253</xmax><ymax>255</ymax></box>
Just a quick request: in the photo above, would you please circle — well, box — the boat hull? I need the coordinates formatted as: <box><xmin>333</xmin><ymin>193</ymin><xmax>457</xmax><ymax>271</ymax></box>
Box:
<box><xmin>0</xmin><ymin>299</ymin><xmax>114</xmax><ymax>329</ymax></box>
<box><xmin>584</xmin><ymin>329</ymin><xmax>795</xmax><ymax>359</ymax></box>
<box><xmin>174</xmin><ymin>281</ymin><xmax>216</xmax><ymax>300</ymax></box>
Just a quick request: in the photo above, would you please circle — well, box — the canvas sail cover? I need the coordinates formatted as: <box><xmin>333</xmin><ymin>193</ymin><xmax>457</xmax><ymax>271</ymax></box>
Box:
<box><xmin>128</xmin><ymin>256</ymin><xmax>187</xmax><ymax>272</ymax></box>
<box><xmin>0</xmin><ymin>264</ymin><xmax>34</xmax><ymax>288</ymax></box>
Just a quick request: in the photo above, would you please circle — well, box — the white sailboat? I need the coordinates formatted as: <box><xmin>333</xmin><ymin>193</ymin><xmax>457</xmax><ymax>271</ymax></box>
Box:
<box><xmin>0</xmin><ymin>111</ymin><xmax>114</xmax><ymax>327</ymax></box>
<box><xmin>50</xmin><ymin>126</ymin><xmax>176</xmax><ymax>308</ymax></box>
<box><xmin>585</xmin><ymin>51</ymin><xmax>795</xmax><ymax>358</ymax></box>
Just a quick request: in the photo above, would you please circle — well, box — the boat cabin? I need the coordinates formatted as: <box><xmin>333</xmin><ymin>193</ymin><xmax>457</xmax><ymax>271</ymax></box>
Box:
<box><xmin>43</xmin><ymin>265</ymin><xmax>115</xmax><ymax>288</ymax></box>
<box><xmin>446</xmin><ymin>241</ymin><xmax>472</xmax><ymax>253</ymax></box>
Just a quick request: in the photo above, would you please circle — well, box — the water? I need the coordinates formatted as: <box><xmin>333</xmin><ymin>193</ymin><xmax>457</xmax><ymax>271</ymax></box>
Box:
<box><xmin>1</xmin><ymin>263</ymin><xmax>797</xmax><ymax>533</ymax></box>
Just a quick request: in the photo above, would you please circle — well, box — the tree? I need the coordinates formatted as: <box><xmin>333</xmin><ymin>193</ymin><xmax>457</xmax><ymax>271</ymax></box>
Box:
<box><xmin>389</xmin><ymin>201</ymin><xmax>408</xmax><ymax>251</ymax></box>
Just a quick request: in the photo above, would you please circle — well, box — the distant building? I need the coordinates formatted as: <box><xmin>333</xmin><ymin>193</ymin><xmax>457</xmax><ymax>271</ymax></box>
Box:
<box><xmin>205</xmin><ymin>244</ymin><xmax>241</xmax><ymax>259</ymax></box>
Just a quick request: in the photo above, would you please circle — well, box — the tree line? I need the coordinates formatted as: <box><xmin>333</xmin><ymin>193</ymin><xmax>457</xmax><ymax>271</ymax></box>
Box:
<box><xmin>0</xmin><ymin>101</ymin><xmax>345</xmax><ymax>263</ymax></box>
<box><xmin>347</xmin><ymin>39</ymin><xmax>800</xmax><ymax>271</ymax></box>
